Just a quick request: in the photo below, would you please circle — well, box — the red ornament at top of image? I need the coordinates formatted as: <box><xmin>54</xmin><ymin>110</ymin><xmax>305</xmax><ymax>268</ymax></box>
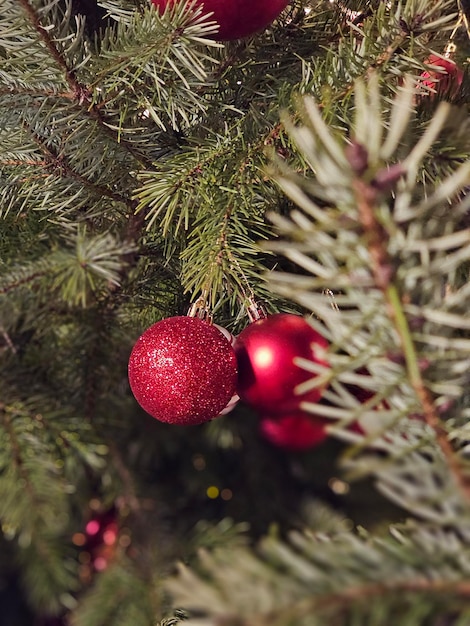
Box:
<box><xmin>151</xmin><ymin>0</ymin><xmax>289</xmax><ymax>40</ymax></box>
<box><xmin>234</xmin><ymin>313</ymin><xmax>329</xmax><ymax>415</ymax></box>
<box><xmin>128</xmin><ymin>316</ymin><xmax>237</xmax><ymax>425</ymax></box>
<box><xmin>419</xmin><ymin>54</ymin><xmax>464</xmax><ymax>98</ymax></box>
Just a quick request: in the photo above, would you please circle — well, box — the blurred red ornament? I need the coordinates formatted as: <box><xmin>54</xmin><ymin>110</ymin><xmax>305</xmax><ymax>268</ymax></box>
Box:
<box><xmin>419</xmin><ymin>54</ymin><xmax>463</xmax><ymax>98</ymax></box>
<box><xmin>234</xmin><ymin>313</ymin><xmax>329</xmax><ymax>415</ymax></box>
<box><xmin>128</xmin><ymin>316</ymin><xmax>237</xmax><ymax>425</ymax></box>
<box><xmin>85</xmin><ymin>519</ymin><xmax>100</xmax><ymax>536</ymax></box>
<box><xmin>151</xmin><ymin>0</ymin><xmax>289</xmax><ymax>40</ymax></box>
<box><xmin>260</xmin><ymin>412</ymin><xmax>327</xmax><ymax>450</ymax></box>
<box><xmin>75</xmin><ymin>508</ymin><xmax>120</xmax><ymax>577</ymax></box>
<box><xmin>83</xmin><ymin>509</ymin><xmax>117</xmax><ymax>547</ymax></box>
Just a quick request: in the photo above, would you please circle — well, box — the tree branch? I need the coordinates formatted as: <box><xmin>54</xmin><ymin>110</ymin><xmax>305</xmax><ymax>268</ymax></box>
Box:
<box><xmin>24</xmin><ymin>121</ymin><xmax>135</xmax><ymax>209</ymax></box>
<box><xmin>18</xmin><ymin>0</ymin><xmax>154</xmax><ymax>170</ymax></box>
<box><xmin>352</xmin><ymin>176</ymin><xmax>470</xmax><ymax>501</ymax></box>
<box><xmin>241</xmin><ymin>578</ymin><xmax>470</xmax><ymax>626</ymax></box>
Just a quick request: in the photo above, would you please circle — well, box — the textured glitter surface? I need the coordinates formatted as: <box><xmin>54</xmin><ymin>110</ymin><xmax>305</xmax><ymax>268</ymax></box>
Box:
<box><xmin>234</xmin><ymin>313</ymin><xmax>329</xmax><ymax>415</ymax></box>
<box><xmin>128</xmin><ymin>316</ymin><xmax>238</xmax><ymax>425</ymax></box>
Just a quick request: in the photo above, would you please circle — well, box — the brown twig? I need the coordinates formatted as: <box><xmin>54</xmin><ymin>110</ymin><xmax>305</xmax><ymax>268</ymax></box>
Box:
<box><xmin>18</xmin><ymin>0</ymin><xmax>85</xmax><ymax>97</ymax></box>
<box><xmin>0</xmin><ymin>270</ymin><xmax>47</xmax><ymax>295</ymax></box>
<box><xmin>24</xmin><ymin>121</ymin><xmax>135</xmax><ymax>208</ymax></box>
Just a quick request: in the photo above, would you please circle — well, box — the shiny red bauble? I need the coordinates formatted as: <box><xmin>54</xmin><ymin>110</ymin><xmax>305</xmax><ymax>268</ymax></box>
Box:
<box><xmin>128</xmin><ymin>316</ymin><xmax>237</xmax><ymax>425</ymax></box>
<box><xmin>260</xmin><ymin>412</ymin><xmax>327</xmax><ymax>450</ymax></box>
<box><xmin>151</xmin><ymin>0</ymin><xmax>289</xmax><ymax>40</ymax></box>
<box><xmin>234</xmin><ymin>313</ymin><xmax>329</xmax><ymax>415</ymax></box>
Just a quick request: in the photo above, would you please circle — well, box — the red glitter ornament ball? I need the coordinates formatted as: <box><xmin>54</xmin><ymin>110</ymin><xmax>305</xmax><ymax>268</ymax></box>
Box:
<box><xmin>234</xmin><ymin>313</ymin><xmax>329</xmax><ymax>415</ymax></box>
<box><xmin>260</xmin><ymin>412</ymin><xmax>327</xmax><ymax>450</ymax></box>
<box><xmin>128</xmin><ymin>316</ymin><xmax>237</xmax><ymax>425</ymax></box>
<box><xmin>151</xmin><ymin>0</ymin><xmax>289</xmax><ymax>40</ymax></box>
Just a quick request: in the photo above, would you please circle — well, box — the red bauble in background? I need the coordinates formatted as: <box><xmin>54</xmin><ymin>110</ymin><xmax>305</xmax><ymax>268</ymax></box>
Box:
<box><xmin>260</xmin><ymin>412</ymin><xmax>327</xmax><ymax>450</ymax></box>
<box><xmin>234</xmin><ymin>313</ymin><xmax>329</xmax><ymax>415</ymax></box>
<box><xmin>128</xmin><ymin>316</ymin><xmax>237</xmax><ymax>425</ymax></box>
<box><xmin>151</xmin><ymin>0</ymin><xmax>289</xmax><ymax>40</ymax></box>
<box><xmin>419</xmin><ymin>54</ymin><xmax>463</xmax><ymax>99</ymax></box>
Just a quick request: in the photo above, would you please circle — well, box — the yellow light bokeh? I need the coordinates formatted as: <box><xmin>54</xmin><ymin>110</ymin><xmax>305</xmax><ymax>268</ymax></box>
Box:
<box><xmin>206</xmin><ymin>486</ymin><xmax>219</xmax><ymax>499</ymax></box>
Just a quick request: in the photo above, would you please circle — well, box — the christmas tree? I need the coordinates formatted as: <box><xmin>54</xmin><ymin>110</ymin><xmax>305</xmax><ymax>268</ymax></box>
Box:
<box><xmin>1</xmin><ymin>0</ymin><xmax>470</xmax><ymax>624</ymax></box>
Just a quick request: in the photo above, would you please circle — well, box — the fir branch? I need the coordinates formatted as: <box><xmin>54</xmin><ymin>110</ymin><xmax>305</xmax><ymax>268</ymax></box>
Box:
<box><xmin>166</xmin><ymin>523</ymin><xmax>470</xmax><ymax>624</ymax></box>
<box><xmin>0</xmin><ymin>86</ymin><xmax>77</xmax><ymax>100</ymax></box>
<box><xmin>265</xmin><ymin>75</ymin><xmax>470</xmax><ymax>522</ymax></box>
<box><xmin>18</xmin><ymin>535</ymin><xmax>80</xmax><ymax>614</ymax></box>
<box><xmin>222</xmin><ymin>579</ymin><xmax>470</xmax><ymax>626</ymax></box>
<box><xmin>24</xmin><ymin>120</ymin><xmax>135</xmax><ymax>208</ymax></box>
<box><xmin>351</xmin><ymin>173</ymin><xmax>470</xmax><ymax>501</ymax></box>
<box><xmin>53</xmin><ymin>228</ymin><xmax>135</xmax><ymax>306</ymax></box>
<box><xmin>135</xmin><ymin>115</ymin><xmax>284</xmax><ymax>306</ymax></box>
<box><xmin>0</xmin><ymin>230</ymin><xmax>134</xmax><ymax>308</ymax></box>
<box><xmin>0</xmin><ymin>159</ymin><xmax>47</xmax><ymax>167</ymax></box>
<box><xmin>88</xmin><ymin>2</ymin><xmax>222</xmax><ymax>134</ymax></box>
<box><xmin>0</xmin><ymin>268</ymin><xmax>49</xmax><ymax>296</ymax></box>
<box><xmin>16</xmin><ymin>0</ymin><xmax>154</xmax><ymax>170</ymax></box>
<box><xmin>0</xmin><ymin>396</ymin><xmax>89</xmax><ymax>617</ymax></box>
<box><xmin>17</xmin><ymin>0</ymin><xmax>86</xmax><ymax>100</ymax></box>
<box><xmin>70</xmin><ymin>555</ymin><xmax>158</xmax><ymax>626</ymax></box>
<box><xmin>1</xmin><ymin>404</ymin><xmax>44</xmax><ymax>514</ymax></box>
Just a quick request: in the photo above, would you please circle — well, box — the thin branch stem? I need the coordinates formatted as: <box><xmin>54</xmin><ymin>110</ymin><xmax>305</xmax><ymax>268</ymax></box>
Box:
<box><xmin>24</xmin><ymin>121</ymin><xmax>135</xmax><ymax>209</ymax></box>
<box><xmin>17</xmin><ymin>0</ymin><xmax>85</xmax><ymax>98</ymax></box>
<box><xmin>0</xmin><ymin>159</ymin><xmax>47</xmax><ymax>167</ymax></box>
<box><xmin>0</xmin><ymin>270</ymin><xmax>47</xmax><ymax>295</ymax></box>
<box><xmin>0</xmin><ymin>325</ymin><xmax>17</xmax><ymax>354</ymax></box>
<box><xmin>0</xmin><ymin>87</ymin><xmax>76</xmax><ymax>100</ymax></box>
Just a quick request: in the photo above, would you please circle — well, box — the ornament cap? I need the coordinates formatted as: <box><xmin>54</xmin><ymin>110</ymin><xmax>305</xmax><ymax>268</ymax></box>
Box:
<box><xmin>245</xmin><ymin>297</ymin><xmax>267</xmax><ymax>323</ymax></box>
<box><xmin>187</xmin><ymin>290</ymin><xmax>212</xmax><ymax>323</ymax></box>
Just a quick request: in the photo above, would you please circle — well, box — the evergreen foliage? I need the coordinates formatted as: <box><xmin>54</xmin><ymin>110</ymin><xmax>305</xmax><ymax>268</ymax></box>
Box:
<box><xmin>1</xmin><ymin>0</ymin><xmax>470</xmax><ymax>625</ymax></box>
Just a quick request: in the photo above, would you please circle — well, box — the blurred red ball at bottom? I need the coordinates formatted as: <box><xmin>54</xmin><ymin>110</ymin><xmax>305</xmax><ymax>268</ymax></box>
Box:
<box><xmin>260</xmin><ymin>412</ymin><xmax>327</xmax><ymax>450</ymax></box>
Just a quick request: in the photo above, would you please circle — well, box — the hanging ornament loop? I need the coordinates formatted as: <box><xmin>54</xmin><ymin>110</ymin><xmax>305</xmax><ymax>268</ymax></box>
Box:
<box><xmin>444</xmin><ymin>13</ymin><xmax>463</xmax><ymax>58</ymax></box>
<box><xmin>187</xmin><ymin>288</ymin><xmax>213</xmax><ymax>323</ymax></box>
